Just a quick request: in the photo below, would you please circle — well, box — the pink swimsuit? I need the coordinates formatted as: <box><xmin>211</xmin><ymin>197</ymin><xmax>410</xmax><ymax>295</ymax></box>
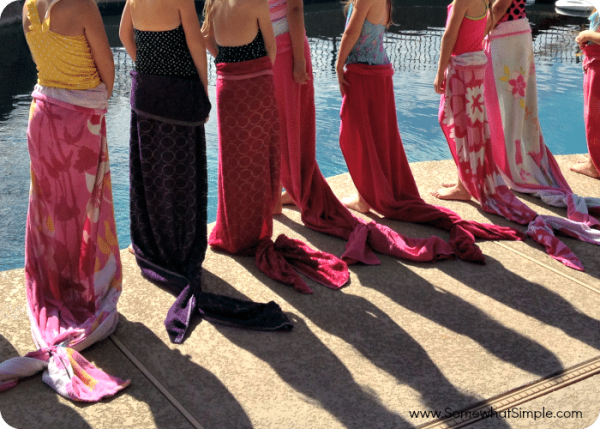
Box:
<box><xmin>448</xmin><ymin>2</ymin><xmax>488</xmax><ymax>56</ymax></box>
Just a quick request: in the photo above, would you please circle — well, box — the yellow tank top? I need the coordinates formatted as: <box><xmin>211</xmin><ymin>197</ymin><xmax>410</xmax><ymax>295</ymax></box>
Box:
<box><xmin>24</xmin><ymin>0</ymin><xmax>102</xmax><ymax>89</ymax></box>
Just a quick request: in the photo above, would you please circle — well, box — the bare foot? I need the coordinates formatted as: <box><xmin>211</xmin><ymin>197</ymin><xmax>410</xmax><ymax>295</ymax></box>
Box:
<box><xmin>127</xmin><ymin>244</ymin><xmax>135</xmax><ymax>255</ymax></box>
<box><xmin>441</xmin><ymin>182</ymin><xmax>457</xmax><ymax>188</ymax></box>
<box><xmin>431</xmin><ymin>183</ymin><xmax>472</xmax><ymax>201</ymax></box>
<box><xmin>281</xmin><ymin>190</ymin><xmax>295</xmax><ymax>206</ymax></box>
<box><xmin>570</xmin><ymin>159</ymin><xmax>600</xmax><ymax>179</ymax></box>
<box><xmin>342</xmin><ymin>194</ymin><xmax>371</xmax><ymax>213</ymax></box>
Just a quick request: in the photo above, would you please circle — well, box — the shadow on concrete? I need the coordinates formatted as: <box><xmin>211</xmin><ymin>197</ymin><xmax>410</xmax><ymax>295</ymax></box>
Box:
<box><xmin>112</xmin><ymin>314</ymin><xmax>254</xmax><ymax>429</ymax></box>
<box><xmin>441</xmin><ymin>255</ymin><xmax>600</xmax><ymax>356</ymax></box>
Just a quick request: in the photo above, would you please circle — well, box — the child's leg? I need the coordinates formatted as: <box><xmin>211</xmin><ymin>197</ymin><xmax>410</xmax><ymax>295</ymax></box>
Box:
<box><xmin>273</xmin><ymin>183</ymin><xmax>283</xmax><ymax>214</ymax></box>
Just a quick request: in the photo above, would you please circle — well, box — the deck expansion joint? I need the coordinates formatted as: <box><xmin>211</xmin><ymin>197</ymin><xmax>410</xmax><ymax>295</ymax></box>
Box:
<box><xmin>417</xmin><ymin>356</ymin><xmax>600</xmax><ymax>429</ymax></box>
<box><xmin>492</xmin><ymin>241</ymin><xmax>600</xmax><ymax>295</ymax></box>
<box><xmin>109</xmin><ymin>334</ymin><xmax>205</xmax><ymax>429</ymax></box>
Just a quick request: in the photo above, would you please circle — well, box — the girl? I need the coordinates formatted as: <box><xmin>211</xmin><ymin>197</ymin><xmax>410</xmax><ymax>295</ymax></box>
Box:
<box><xmin>436</xmin><ymin>0</ymin><xmax>600</xmax><ymax>270</ymax></box>
<box><xmin>203</xmin><ymin>0</ymin><xmax>350</xmax><ymax>295</ymax></box>
<box><xmin>483</xmin><ymin>0</ymin><xmax>600</xmax><ymax>223</ymax></box>
<box><xmin>571</xmin><ymin>8</ymin><xmax>600</xmax><ymax>179</ymax></box>
<box><xmin>0</xmin><ymin>0</ymin><xmax>129</xmax><ymax>400</ymax></box>
<box><xmin>121</xmin><ymin>0</ymin><xmax>291</xmax><ymax>342</ymax></box>
<box><xmin>335</xmin><ymin>0</ymin><xmax>523</xmax><ymax>263</ymax></box>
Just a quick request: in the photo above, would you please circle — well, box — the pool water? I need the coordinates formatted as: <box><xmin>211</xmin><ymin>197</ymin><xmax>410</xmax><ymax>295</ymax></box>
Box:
<box><xmin>0</xmin><ymin>2</ymin><xmax>590</xmax><ymax>271</ymax></box>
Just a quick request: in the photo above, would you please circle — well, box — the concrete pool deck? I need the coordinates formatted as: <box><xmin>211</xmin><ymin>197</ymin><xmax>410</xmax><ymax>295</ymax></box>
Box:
<box><xmin>1</xmin><ymin>154</ymin><xmax>599</xmax><ymax>429</ymax></box>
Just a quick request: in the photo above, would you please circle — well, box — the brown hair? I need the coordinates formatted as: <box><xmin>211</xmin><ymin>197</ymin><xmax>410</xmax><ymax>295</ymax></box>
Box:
<box><xmin>342</xmin><ymin>0</ymin><xmax>393</xmax><ymax>28</ymax></box>
<box><xmin>486</xmin><ymin>0</ymin><xmax>496</xmax><ymax>37</ymax></box>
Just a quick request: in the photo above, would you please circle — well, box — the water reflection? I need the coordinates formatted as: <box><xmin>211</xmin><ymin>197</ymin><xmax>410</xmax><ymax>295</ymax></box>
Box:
<box><xmin>0</xmin><ymin>2</ymin><xmax>590</xmax><ymax>270</ymax></box>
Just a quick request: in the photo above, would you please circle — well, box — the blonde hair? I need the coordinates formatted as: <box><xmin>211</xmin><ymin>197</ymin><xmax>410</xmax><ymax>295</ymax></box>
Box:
<box><xmin>201</xmin><ymin>0</ymin><xmax>219</xmax><ymax>33</ymax></box>
<box><xmin>342</xmin><ymin>0</ymin><xmax>393</xmax><ymax>28</ymax></box>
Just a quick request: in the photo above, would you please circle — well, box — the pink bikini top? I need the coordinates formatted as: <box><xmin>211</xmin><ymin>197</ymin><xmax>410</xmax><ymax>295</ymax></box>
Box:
<box><xmin>447</xmin><ymin>1</ymin><xmax>488</xmax><ymax>56</ymax></box>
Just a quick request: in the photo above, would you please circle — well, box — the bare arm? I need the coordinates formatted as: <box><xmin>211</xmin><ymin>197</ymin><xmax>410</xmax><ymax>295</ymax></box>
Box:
<box><xmin>577</xmin><ymin>29</ymin><xmax>600</xmax><ymax>48</ymax></box>
<box><xmin>119</xmin><ymin>0</ymin><xmax>136</xmax><ymax>62</ymax></box>
<box><xmin>488</xmin><ymin>0</ymin><xmax>512</xmax><ymax>31</ymax></box>
<box><xmin>335</xmin><ymin>0</ymin><xmax>374</xmax><ymax>95</ymax></box>
<box><xmin>434</xmin><ymin>0</ymin><xmax>469</xmax><ymax>94</ymax></box>
<box><xmin>202</xmin><ymin>16</ymin><xmax>218</xmax><ymax>58</ymax></box>
<box><xmin>257</xmin><ymin>0</ymin><xmax>277</xmax><ymax>63</ymax></box>
<box><xmin>286</xmin><ymin>0</ymin><xmax>309</xmax><ymax>84</ymax></box>
<box><xmin>179</xmin><ymin>0</ymin><xmax>208</xmax><ymax>93</ymax></box>
<box><xmin>83</xmin><ymin>0</ymin><xmax>114</xmax><ymax>97</ymax></box>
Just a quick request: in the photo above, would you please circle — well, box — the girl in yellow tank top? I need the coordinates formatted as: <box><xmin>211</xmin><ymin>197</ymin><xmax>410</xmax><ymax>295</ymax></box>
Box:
<box><xmin>24</xmin><ymin>0</ymin><xmax>101</xmax><ymax>89</ymax></box>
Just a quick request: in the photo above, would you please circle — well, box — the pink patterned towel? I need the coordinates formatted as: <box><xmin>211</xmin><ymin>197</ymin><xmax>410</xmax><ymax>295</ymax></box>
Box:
<box><xmin>0</xmin><ymin>93</ymin><xmax>129</xmax><ymax>401</ymax></box>
<box><xmin>441</xmin><ymin>52</ymin><xmax>600</xmax><ymax>271</ymax></box>
<box><xmin>485</xmin><ymin>19</ymin><xmax>600</xmax><ymax>224</ymax></box>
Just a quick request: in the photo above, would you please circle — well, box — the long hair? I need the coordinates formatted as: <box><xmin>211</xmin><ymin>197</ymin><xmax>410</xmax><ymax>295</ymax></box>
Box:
<box><xmin>342</xmin><ymin>0</ymin><xmax>393</xmax><ymax>28</ymax></box>
<box><xmin>201</xmin><ymin>0</ymin><xmax>218</xmax><ymax>33</ymax></box>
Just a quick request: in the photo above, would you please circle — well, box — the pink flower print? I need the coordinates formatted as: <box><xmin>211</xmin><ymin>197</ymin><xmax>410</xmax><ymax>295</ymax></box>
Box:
<box><xmin>508</xmin><ymin>72</ymin><xmax>527</xmax><ymax>99</ymax></box>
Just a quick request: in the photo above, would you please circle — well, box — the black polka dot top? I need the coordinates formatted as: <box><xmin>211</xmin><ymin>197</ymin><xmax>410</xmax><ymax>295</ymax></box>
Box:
<box><xmin>214</xmin><ymin>28</ymin><xmax>268</xmax><ymax>64</ymax></box>
<box><xmin>500</xmin><ymin>0</ymin><xmax>526</xmax><ymax>23</ymax></box>
<box><xmin>134</xmin><ymin>25</ymin><xmax>199</xmax><ymax>79</ymax></box>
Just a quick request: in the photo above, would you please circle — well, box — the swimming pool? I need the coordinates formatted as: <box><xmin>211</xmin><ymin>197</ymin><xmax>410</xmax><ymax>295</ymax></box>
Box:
<box><xmin>0</xmin><ymin>2</ymin><xmax>590</xmax><ymax>270</ymax></box>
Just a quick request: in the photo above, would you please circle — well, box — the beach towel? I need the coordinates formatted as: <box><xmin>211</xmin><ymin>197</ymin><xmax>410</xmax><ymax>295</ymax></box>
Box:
<box><xmin>583</xmin><ymin>43</ymin><xmax>600</xmax><ymax>174</ymax></box>
<box><xmin>130</xmin><ymin>71</ymin><xmax>292</xmax><ymax>344</ymax></box>
<box><xmin>441</xmin><ymin>52</ymin><xmax>600</xmax><ymax>271</ymax></box>
<box><xmin>208</xmin><ymin>56</ymin><xmax>349</xmax><ymax>295</ymax></box>
<box><xmin>0</xmin><ymin>92</ymin><xmax>129</xmax><ymax>401</ymax></box>
<box><xmin>273</xmin><ymin>33</ymin><xmax>455</xmax><ymax>265</ymax></box>
<box><xmin>339</xmin><ymin>63</ymin><xmax>524</xmax><ymax>263</ymax></box>
<box><xmin>485</xmin><ymin>19</ymin><xmax>600</xmax><ymax>223</ymax></box>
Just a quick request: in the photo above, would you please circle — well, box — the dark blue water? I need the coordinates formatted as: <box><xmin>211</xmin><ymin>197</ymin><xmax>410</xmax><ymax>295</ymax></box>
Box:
<box><xmin>0</xmin><ymin>2</ymin><xmax>590</xmax><ymax>270</ymax></box>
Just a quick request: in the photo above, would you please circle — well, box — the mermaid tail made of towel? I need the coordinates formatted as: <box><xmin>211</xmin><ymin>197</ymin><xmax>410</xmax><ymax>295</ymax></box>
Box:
<box><xmin>485</xmin><ymin>19</ymin><xmax>600</xmax><ymax>223</ymax></box>
<box><xmin>339</xmin><ymin>62</ymin><xmax>524</xmax><ymax>264</ymax></box>
<box><xmin>0</xmin><ymin>93</ymin><xmax>129</xmax><ymax>400</ymax></box>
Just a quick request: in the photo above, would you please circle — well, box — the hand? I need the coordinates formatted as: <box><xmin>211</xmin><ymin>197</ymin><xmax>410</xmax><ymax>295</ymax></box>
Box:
<box><xmin>293</xmin><ymin>57</ymin><xmax>309</xmax><ymax>84</ymax></box>
<box><xmin>434</xmin><ymin>71</ymin><xmax>446</xmax><ymax>94</ymax></box>
<box><xmin>576</xmin><ymin>30</ymin><xmax>592</xmax><ymax>49</ymax></box>
<box><xmin>336</xmin><ymin>67</ymin><xmax>349</xmax><ymax>97</ymax></box>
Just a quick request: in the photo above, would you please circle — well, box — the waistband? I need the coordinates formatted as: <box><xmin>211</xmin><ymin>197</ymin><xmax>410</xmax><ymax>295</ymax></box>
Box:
<box><xmin>450</xmin><ymin>51</ymin><xmax>488</xmax><ymax>69</ymax></box>
<box><xmin>216</xmin><ymin>56</ymin><xmax>274</xmax><ymax>80</ymax></box>
<box><xmin>489</xmin><ymin>18</ymin><xmax>531</xmax><ymax>40</ymax></box>
<box><xmin>345</xmin><ymin>62</ymin><xmax>394</xmax><ymax>77</ymax></box>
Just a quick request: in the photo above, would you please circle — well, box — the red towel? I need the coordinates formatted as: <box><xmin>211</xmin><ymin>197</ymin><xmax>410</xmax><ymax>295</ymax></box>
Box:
<box><xmin>339</xmin><ymin>63</ymin><xmax>523</xmax><ymax>264</ymax></box>
<box><xmin>273</xmin><ymin>33</ymin><xmax>454</xmax><ymax>264</ymax></box>
<box><xmin>208</xmin><ymin>57</ymin><xmax>349</xmax><ymax>292</ymax></box>
<box><xmin>583</xmin><ymin>43</ymin><xmax>600</xmax><ymax>175</ymax></box>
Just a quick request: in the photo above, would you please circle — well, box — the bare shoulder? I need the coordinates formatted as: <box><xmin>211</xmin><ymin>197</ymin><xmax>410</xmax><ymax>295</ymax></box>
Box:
<box><xmin>52</xmin><ymin>0</ymin><xmax>100</xmax><ymax>18</ymax></box>
<box><xmin>246</xmin><ymin>0</ymin><xmax>269</xmax><ymax>12</ymax></box>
